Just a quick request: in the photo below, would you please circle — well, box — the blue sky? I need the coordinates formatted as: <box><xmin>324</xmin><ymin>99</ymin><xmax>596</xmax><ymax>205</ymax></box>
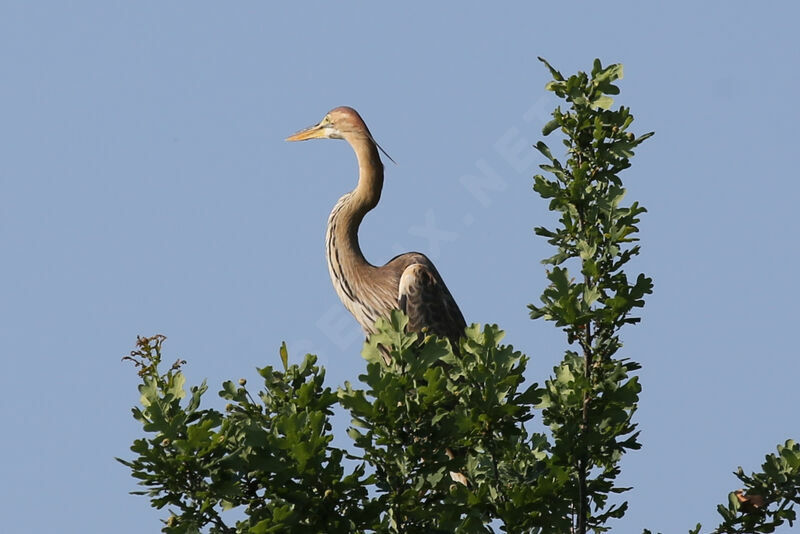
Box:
<box><xmin>2</xmin><ymin>2</ymin><xmax>798</xmax><ymax>532</ymax></box>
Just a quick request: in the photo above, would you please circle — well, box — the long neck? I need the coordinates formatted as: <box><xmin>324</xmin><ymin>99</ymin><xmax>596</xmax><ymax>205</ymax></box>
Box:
<box><xmin>326</xmin><ymin>134</ymin><xmax>384</xmax><ymax>270</ymax></box>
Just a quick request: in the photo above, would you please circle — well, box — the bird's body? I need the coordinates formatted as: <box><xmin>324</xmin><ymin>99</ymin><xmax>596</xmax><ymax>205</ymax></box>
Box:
<box><xmin>287</xmin><ymin>106</ymin><xmax>466</xmax><ymax>349</ymax></box>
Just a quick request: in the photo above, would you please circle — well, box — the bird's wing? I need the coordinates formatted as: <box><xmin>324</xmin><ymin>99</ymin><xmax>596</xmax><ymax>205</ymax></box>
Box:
<box><xmin>397</xmin><ymin>263</ymin><xmax>467</xmax><ymax>345</ymax></box>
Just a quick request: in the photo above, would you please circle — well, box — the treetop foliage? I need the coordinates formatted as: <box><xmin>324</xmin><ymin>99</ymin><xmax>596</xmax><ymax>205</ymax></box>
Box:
<box><xmin>119</xmin><ymin>58</ymin><xmax>798</xmax><ymax>534</ymax></box>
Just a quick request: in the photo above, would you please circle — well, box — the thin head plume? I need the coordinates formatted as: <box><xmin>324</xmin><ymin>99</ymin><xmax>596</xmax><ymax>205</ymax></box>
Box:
<box><xmin>370</xmin><ymin>133</ymin><xmax>396</xmax><ymax>165</ymax></box>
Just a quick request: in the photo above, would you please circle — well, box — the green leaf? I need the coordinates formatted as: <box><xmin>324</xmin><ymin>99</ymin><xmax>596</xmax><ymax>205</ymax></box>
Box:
<box><xmin>594</xmin><ymin>63</ymin><xmax>624</xmax><ymax>84</ymax></box>
<box><xmin>583</xmin><ymin>286</ymin><xmax>600</xmax><ymax>306</ymax></box>
<box><xmin>166</xmin><ymin>372</ymin><xmax>186</xmax><ymax>400</ymax></box>
<box><xmin>139</xmin><ymin>377</ymin><xmax>158</xmax><ymax>407</ymax></box>
<box><xmin>728</xmin><ymin>491</ymin><xmax>740</xmax><ymax>511</ymax></box>
<box><xmin>591</xmin><ymin>95</ymin><xmax>614</xmax><ymax>110</ymax></box>
<box><xmin>542</xmin><ymin>118</ymin><xmax>560</xmax><ymax>136</ymax></box>
<box><xmin>538</xmin><ymin>56</ymin><xmax>564</xmax><ymax>81</ymax></box>
<box><xmin>555</xmin><ymin>363</ymin><xmax>575</xmax><ymax>386</ymax></box>
<box><xmin>535</xmin><ymin>141</ymin><xmax>554</xmax><ymax>161</ymax></box>
<box><xmin>279</xmin><ymin>341</ymin><xmax>289</xmax><ymax>370</ymax></box>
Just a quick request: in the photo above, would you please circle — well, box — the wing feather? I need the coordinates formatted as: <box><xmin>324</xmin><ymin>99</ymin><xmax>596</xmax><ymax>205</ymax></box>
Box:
<box><xmin>398</xmin><ymin>262</ymin><xmax>466</xmax><ymax>347</ymax></box>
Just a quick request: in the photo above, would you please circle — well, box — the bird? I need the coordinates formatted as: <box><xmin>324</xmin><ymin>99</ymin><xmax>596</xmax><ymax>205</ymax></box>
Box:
<box><xmin>287</xmin><ymin>108</ymin><xmax>470</xmax><ymax>487</ymax></box>
<box><xmin>285</xmin><ymin>106</ymin><xmax>467</xmax><ymax>356</ymax></box>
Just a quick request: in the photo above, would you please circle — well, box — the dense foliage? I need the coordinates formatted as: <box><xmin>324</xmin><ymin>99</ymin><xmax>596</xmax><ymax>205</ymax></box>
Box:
<box><xmin>527</xmin><ymin>57</ymin><xmax>652</xmax><ymax>532</ymax></box>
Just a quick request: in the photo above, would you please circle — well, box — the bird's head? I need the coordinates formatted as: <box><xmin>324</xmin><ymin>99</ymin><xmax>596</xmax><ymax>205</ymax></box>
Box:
<box><xmin>286</xmin><ymin>106</ymin><xmax>395</xmax><ymax>163</ymax></box>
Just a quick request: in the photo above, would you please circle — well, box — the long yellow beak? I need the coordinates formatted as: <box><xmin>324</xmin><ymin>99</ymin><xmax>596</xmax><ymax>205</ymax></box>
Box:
<box><xmin>285</xmin><ymin>122</ymin><xmax>326</xmax><ymax>142</ymax></box>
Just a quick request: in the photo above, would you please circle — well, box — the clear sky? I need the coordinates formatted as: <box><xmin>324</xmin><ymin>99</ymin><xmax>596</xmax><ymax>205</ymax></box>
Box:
<box><xmin>2</xmin><ymin>2</ymin><xmax>798</xmax><ymax>532</ymax></box>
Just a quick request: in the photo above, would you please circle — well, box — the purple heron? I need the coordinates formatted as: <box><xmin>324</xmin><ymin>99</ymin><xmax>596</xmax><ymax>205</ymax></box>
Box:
<box><xmin>286</xmin><ymin>106</ymin><xmax>467</xmax><ymax>354</ymax></box>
